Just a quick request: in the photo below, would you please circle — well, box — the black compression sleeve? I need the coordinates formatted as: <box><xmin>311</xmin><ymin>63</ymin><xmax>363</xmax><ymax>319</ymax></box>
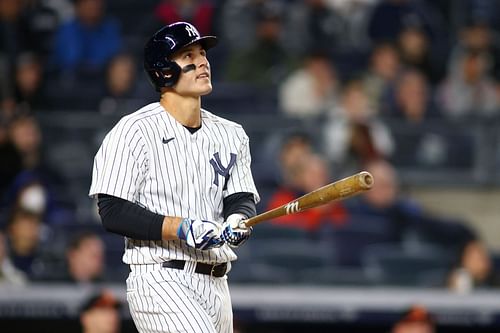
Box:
<box><xmin>223</xmin><ymin>192</ymin><xmax>257</xmax><ymax>220</ymax></box>
<box><xmin>97</xmin><ymin>194</ymin><xmax>164</xmax><ymax>240</ymax></box>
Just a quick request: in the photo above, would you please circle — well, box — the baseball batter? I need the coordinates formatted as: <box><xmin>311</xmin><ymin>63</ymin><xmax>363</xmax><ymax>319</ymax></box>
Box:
<box><xmin>89</xmin><ymin>22</ymin><xmax>260</xmax><ymax>333</ymax></box>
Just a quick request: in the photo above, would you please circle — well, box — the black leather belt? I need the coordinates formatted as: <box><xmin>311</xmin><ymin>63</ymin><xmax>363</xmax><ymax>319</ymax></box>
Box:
<box><xmin>162</xmin><ymin>260</ymin><xmax>228</xmax><ymax>278</ymax></box>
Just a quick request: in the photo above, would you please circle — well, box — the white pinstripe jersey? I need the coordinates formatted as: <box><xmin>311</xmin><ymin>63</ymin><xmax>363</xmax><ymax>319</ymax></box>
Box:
<box><xmin>89</xmin><ymin>102</ymin><xmax>260</xmax><ymax>265</ymax></box>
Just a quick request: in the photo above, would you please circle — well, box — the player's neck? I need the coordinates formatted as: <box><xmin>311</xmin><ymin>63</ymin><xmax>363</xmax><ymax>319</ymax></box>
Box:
<box><xmin>160</xmin><ymin>93</ymin><xmax>201</xmax><ymax>127</ymax></box>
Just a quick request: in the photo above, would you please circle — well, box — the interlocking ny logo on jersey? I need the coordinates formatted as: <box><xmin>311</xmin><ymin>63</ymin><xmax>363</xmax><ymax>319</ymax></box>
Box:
<box><xmin>210</xmin><ymin>152</ymin><xmax>236</xmax><ymax>188</ymax></box>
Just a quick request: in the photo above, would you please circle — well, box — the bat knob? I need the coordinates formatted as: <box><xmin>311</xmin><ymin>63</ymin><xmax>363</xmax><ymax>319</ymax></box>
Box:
<box><xmin>359</xmin><ymin>171</ymin><xmax>374</xmax><ymax>189</ymax></box>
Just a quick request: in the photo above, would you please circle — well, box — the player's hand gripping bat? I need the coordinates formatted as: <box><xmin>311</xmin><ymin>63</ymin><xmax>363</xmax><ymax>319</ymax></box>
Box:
<box><xmin>243</xmin><ymin>171</ymin><xmax>374</xmax><ymax>228</ymax></box>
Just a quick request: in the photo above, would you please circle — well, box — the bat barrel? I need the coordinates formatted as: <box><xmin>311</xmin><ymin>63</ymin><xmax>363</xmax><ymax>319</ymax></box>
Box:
<box><xmin>243</xmin><ymin>171</ymin><xmax>374</xmax><ymax>228</ymax></box>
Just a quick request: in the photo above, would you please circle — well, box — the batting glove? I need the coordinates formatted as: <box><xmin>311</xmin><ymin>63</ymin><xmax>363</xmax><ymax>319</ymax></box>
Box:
<box><xmin>177</xmin><ymin>218</ymin><xmax>224</xmax><ymax>250</ymax></box>
<box><xmin>221</xmin><ymin>214</ymin><xmax>252</xmax><ymax>248</ymax></box>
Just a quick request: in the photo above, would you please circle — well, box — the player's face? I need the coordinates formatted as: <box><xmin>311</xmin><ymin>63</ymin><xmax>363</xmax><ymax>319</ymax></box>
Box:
<box><xmin>171</xmin><ymin>43</ymin><xmax>212</xmax><ymax>97</ymax></box>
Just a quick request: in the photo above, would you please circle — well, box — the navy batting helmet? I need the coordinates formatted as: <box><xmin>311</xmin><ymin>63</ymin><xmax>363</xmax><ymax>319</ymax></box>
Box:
<box><xmin>144</xmin><ymin>22</ymin><xmax>218</xmax><ymax>91</ymax></box>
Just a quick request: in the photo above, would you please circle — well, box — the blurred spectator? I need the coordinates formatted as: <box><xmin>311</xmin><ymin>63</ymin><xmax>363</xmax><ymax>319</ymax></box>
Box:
<box><xmin>7</xmin><ymin>177</ymin><xmax>48</xmax><ymax>217</ymax></box>
<box><xmin>363</xmin><ymin>42</ymin><xmax>401</xmax><ymax>115</ymax></box>
<box><xmin>218</xmin><ymin>0</ymin><xmax>257</xmax><ymax>51</ymax></box>
<box><xmin>279</xmin><ymin>50</ymin><xmax>339</xmax><ymax>118</ymax></box>
<box><xmin>4</xmin><ymin>115</ymin><xmax>75</xmax><ymax>224</ymax></box>
<box><xmin>390</xmin><ymin>68</ymin><xmax>438</xmax><ymax>122</ymax></box>
<box><xmin>0</xmin><ymin>231</ymin><xmax>27</xmax><ymax>285</ymax></box>
<box><xmin>0</xmin><ymin>0</ymin><xmax>42</xmax><ymax>116</ymax></box>
<box><xmin>448</xmin><ymin>239</ymin><xmax>500</xmax><ymax>293</ymax></box>
<box><xmin>368</xmin><ymin>0</ymin><xmax>445</xmax><ymax>44</ymax></box>
<box><xmin>387</xmin><ymin>70</ymin><xmax>460</xmax><ymax>169</ymax></box>
<box><xmin>103</xmin><ymin>53</ymin><xmax>135</xmax><ymax>100</ymax></box>
<box><xmin>274</xmin><ymin>131</ymin><xmax>315</xmax><ymax>185</ymax></box>
<box><xmin>24</xmin><ymin>0</ymin><xmax>61</xmax><ymax>59</ymax></box>
<box><xmin>327</xmin><ymin>0</ymin><xmax>377</xmax><ymax>52</ymax></box>
<box><xmin>462</xmin><ymin>0</ymin><xmax>500</xmax><ymax>32</ymax></box>
<box><xmin>285</xmin><ymin>0</ymin><xmax>342</xmax><ymax>55</ymax></box>
<box><xmin>369</xmin><ymin>0</ymin><xmax>450</xmax><ymax>80</ymax></box>
<box><xmin>323</xmin><ymin>79</ymin><xmax>394</xmax><ymax>175</ymax></box>
<box><xmin>224</xmin><ymin>1</ymin><xmax>295</xmax><ymax>89</ymax></box>
<box><xmin>8</xmin><ymin>112</ymin><xmax>42</xmax><ymax>170</ymax></box>
<box><xmin>154</xmin><ymin>0</ymin><xmax>215</xmax><ymax>36</ymax></box>
<box><xmin>438</xmin><ymin>48</ymin><xmax>499</xmax><ymax>119</ymax></box>
<box><xmin>3</xmin><ymin>172</ymin><xmax>74</xmax><ymax>227</ymax></box>
<box><xmin>266</xmin><ymin>134</ymin><xmax>348</xmax><ymax>232</ymax></box>
<box><xmin>98</xmin><ymin>53</ymin><xmax>135</xmax><ymax>114</ymax></box>
<box><xmin>0</xmin><ymin>0</ymin><xmax>40</xmax><ymax>64</ymax></box>
<box><xmin>449</xmin><ymin>17</ymin><xmax>500</xmax><ymax>82</ymax></box>
<box><xmin>62</xmin><ymin>231</ymin><xmax>105</xmax><ymax>284</ymax></box>
<box><xmin>397</xmin><ymin>20</ymin><xmax>443</xmax><ymax>84</ymax></box>
<box><xmin>50</xmin><ymin>0</ymin><xmax>122</xmax><ymax>76</ymax></box>
<box><xmin>79</xmin><ymin>289</ymin><xmax>121</xmax><ymax>333</ymax></box>
<box><xmin>4</xmin><ymin>208</ymin><xmax>45</xmax><ymax>279</ymax></box>
<box><xmin>254</xmin><ymin>130</ymin><xmax>316</xmax><ymax>197</ymax></box>
<box><xmin>98</xmin><ymin>53</ymin><xmax>154</xmax><ymax>115</ymax></box>
<box><xmin>391</xmin><ymin>305</ymin><xmax>436</xmax><ymax>333</ymax></box>
<box><xmin>220</xmin><ymin>0</ymin><xmax>286</xmax><ymax>51</ymax></box>
<box><xmin>13</xmin><ymin>53</ymin><xmax>49</xmax><ymax>112</ymax></box>
<box><xmin>347</xmin><ymin>159</ymin><xmax>477</xmax><ymax>251</ymax></box>
<box><xmin>7</xmin><ymin>114</ymin><xmax>70</xmax><ymax>190</ymax></box>
<box><xmin>43</xmin><ymin>0</ymin><xmax>74</xmax><ymax>22</ymax></box>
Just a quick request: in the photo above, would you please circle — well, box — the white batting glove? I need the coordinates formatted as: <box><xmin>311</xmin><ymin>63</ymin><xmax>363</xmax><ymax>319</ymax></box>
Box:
<box><xmin>221</xmin><ymin>213</ymin><xmax>252</xmax><ymax>248</ymax></box>
<box><xmin>177</xmin><ymin>218</ymin><xmax>224</xmax><ymax>250</ymax></box>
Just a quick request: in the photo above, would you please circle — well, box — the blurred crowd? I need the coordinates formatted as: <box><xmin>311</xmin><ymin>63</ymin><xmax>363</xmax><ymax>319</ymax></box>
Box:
<box><xmin>0</xmin><ymin>0</ymin><xmax>499</xmax><ymax>295</ymax></box>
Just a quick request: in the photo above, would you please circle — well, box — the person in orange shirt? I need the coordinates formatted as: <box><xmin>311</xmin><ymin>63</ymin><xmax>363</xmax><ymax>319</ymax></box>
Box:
<box><xmin>266</xmin><ymin>134</ymin><xmax>347</xmax><ymax>232</ymax></box>
<box><xmin>391</xmin><ymin>305</ymin><xmax>436</xmax><ymax>333</ymax></box>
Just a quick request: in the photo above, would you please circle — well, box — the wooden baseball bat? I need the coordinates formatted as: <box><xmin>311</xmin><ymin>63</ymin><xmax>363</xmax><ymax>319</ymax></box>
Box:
<box><xmin>244</xmin><ymin>171</ymin><xmax>374</xmax><ymax>228</ymax></box>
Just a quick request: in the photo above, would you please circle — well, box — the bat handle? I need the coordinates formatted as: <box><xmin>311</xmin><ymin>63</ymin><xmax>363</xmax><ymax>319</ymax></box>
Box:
<box><xmin>242</xmin><ymin>219</ymin><xmax>258</xmax><ymax>228</ymax></box>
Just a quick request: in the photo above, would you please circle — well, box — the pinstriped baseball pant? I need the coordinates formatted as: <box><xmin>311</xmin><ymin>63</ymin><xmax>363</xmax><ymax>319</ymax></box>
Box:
<box><xmin>126</xmin><ymin>262</ymin><xmax>233</xmax><ymax>333</ymax></box>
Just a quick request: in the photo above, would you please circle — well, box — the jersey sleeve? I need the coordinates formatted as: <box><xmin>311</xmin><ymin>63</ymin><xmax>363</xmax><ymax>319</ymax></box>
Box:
<box><xmin>225</xmin><ymin>131</ymin><xmax>260</xmax><ymax>204</ymax></box>
<box><xmin>89</xmin><ymin>119</ymin><xmax>148</xmax><ymax>202</ymax></box>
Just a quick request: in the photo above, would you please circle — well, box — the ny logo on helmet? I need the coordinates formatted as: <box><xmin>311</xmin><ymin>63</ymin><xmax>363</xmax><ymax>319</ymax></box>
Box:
<box><xmin>185</xmin><ymin>24</ymin><xmax>199</xmax><ymax>38</ymax></box>
<box><xmin>210</xmin><ymin>152</ymin><xmax>236</xmax><ymax>189</ymax></box>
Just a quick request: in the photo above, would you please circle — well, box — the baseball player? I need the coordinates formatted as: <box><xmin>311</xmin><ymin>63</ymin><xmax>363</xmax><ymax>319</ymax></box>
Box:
<box><xmin>89</xmin><ymin>22</ymin><xmax>260</xmax><ymax>333</ymax></box>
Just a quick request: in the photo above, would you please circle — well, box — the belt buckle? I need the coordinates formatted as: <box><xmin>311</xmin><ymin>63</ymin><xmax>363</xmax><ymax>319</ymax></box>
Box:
<box><xmin>210</xmin><ymin>264</ymin><xmax>217</xmax><ymax>277</ymax></box>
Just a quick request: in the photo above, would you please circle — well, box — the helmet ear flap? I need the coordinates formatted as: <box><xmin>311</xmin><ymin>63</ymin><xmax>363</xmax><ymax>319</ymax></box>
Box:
<box><xmin>148</xmin><ymin>61</ymin><xmax>181</xmax><ymax>91</ymax></box>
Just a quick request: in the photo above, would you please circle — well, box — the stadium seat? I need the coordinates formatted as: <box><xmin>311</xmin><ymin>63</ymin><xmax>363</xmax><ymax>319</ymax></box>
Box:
<box><xmin>241</xmin><ymin>239</ymin><xmax>335</xmax><ymax>283</ymax></box>
<box><xmin>325</xmin><ymin>217</ymin><xmax>393</xmax><ymax>267</ymax></box>
<box><xmin>251</xmin><ymin>224</ymin><xmax>312</xmax><ymax>241</ymax></box>
<box><xmin>229</xmin><ymin>261</ymin><xmax>295</xmax><ymax>284</ymax></box>
<box><xmin>298</xmin><ymin>266</ymin><xmax>371</xmax><ymax>286</ymax></box>
<box><xmin>361</xmin><ymin>243</ymin><xmax>454</xmax><ymax>287</ymax></box>
<box><xmin>387</xmin><ymin>119</ymin><xmax>476</xmax><ymax>171</ymax></box>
